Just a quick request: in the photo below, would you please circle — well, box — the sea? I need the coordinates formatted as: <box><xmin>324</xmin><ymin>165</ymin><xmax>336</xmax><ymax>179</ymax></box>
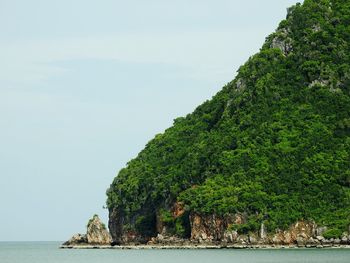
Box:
<box><xmin>0</xmin><ymin>242</ymin><xmax>349</xmax><ymax>263</ymax></box>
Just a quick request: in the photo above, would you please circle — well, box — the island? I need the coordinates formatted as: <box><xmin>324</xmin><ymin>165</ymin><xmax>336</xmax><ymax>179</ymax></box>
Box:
<box><xmin>63</xmin><ymin>0</ymin><xmax>350</xmax><ymax>249</ymax></box>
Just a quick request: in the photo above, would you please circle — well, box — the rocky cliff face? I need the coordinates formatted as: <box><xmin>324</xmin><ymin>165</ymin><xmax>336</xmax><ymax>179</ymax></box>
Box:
<box><xmin>190</xmin><ymin>214</ymin><xmax>350</xmax><ymax>246</ymax></box>
<box><xmin>190</xmin><ymin>213</ymin><xmax>243</xmax><ymax>242</ymax></box>
<box><xmin>63</xmin><ymin>215</ymin><xmax>112</xmax><ymax>246</ymax></box>
<box><xmin>107</xmin><ymin>210</ymin><xmax>350</xmax><ymax>246</ymax></box>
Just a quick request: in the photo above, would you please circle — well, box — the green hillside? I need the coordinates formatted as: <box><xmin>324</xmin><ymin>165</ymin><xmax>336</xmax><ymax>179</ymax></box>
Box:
<box><xmin>107</xmin><ymin>0</ymin><xmax>350</xmax><ymax>240</ymax></box>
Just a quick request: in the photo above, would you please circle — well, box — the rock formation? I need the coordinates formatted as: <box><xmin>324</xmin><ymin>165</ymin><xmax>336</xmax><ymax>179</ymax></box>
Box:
<box><xmin>63</xmin><ymin>215</ymin><xmax>112</xmax><ymax>246</ymax></box>
<box><xmin>86</xmin><ymin>214</ymin><xmax>112</xmax><ymax>245</ymax></box>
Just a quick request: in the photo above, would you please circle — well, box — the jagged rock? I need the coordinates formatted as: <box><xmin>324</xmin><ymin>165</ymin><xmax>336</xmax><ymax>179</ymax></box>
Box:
<box><xmin>156</xmin><ymin>233</ymin><xmax>164</xmax><ymax>241</ymax></box>
<box><xmin>225</xmin><ymin>230</ymin><xmax>238</xmax><ymax>243</ymax></box>
<box><xmin>272</xmin><ymin>233</ymin><xmax>283</xmax><ymax>245</ymax></box>
<box><xmin>284</xmin><ymin>232</ymin><xmax>293</xmax><ymax>244</ymax></box>
<box><xmin>271</xmin><ymin>221</ymin><xmax>316</xmax><ymax>245</ymax></box>
<box><xmin>248</xmin><ymin>234</ymin><xmax>258</xmax><ymax>245</ymax></box>
<box><xmin>150</xmin><ymin>233</ymin><xmax>187</xmax><ymax>245</ymax></box>
<box><xmin>62</xmin><ymin>214</ymin><xmax>112</xmax><ymax>246</ymax></box>
<box><xmin>341</xmin><ymin>236</ymin><xmax>348</xmax><ymax>244</ymax></box>
<box><xmin>237</xmin><ymin>235</ymin><xmax>248</xmax><ymax>245</ymax></box>
<box><xmin>306</xmin><ymin>237</ymin><xmax>316</xmax><ymax>246</ymax></box>
<box><xmin>322</xmin><ymin>239</ymin><xmax>332</xmax><ymax>245</ymax></box>
<box><xmin>87</xmin><ymin>215</ymin><xmax>112</xmax><ymax>245</ymax></box>
<box><xmin>296</xmin><ymin>237</ymin><xmax>306</xmax><ymax>247</ymax></box>
<box><xmin>63</xmin><ymin>233</ymin><xmax>87</xmax><ymax>245</ymax></box>
<box><xmin>316</xmin><ymin>236</ymin><xmax>325</xmax><ymax>242</ymax></box>
<box><xmin>333</xmin><ymin>238</ymin><xmax>340</xmax><ymax>244</ymax></box>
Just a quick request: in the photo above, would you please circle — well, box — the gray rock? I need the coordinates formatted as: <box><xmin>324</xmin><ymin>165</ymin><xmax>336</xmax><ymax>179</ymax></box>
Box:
<box><xmin>63</xmin><ymin>233</ymin><xmax>87</xmax><ymax>245</ymax></box>
<box><xmin>296</xmin><ymin>237</ymin><xmax>305</xmax><ymax>247</ymax></box>
<box><xmin>248</xmin><ymin>235</ymin><xmax>257</xmax><ymax>245</ymax></box>
<box><xmin>322</xmin><ymin>239</ymin><xmax>332</xmax><ymax>245</ymax></box>
<box><xmin>306</xmin><ymin>237</ymin><xmax>316</xmax><ymax>245</ymax></box>
<box><xmin>237</xmin><ymin>235</ymin><xmax>248</xmax><ymax>245</ymax></box>
<box><xmin>341</xmin><ymin>236</ymin><xmax>348</xmax><ymax>244</ymax></box>
<box><xmin>334</xmin><ymin>238</ymin><xmax>341</xmax><ymax>244</ymax></box>
<box><xmin>316</xmin><ymin>235</ymin><xmax>325</xmax><ymax>242</ymax></box>
<box><xmin>223</xmin><ymin>230</ymin><xmax>238</xmax><ymax>243</ymax></box>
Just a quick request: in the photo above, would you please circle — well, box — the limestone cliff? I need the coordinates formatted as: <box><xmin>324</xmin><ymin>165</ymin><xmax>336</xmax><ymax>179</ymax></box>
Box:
<box><xmin>108</xmin><ymin>209</ymin><xmax>350</xmax><ymax>247</ymax></box>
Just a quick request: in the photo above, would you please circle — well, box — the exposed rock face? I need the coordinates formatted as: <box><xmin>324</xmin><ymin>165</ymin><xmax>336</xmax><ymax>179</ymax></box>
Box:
<box><xmin>190</xmin><ymin>213</ymin><xmax>244</xmax><ymax>243</ymax></box>
<box><xmin>187</xmin><ymin>215</ymin><xmax>350</xmax><ymax>247</ymax></box>
<box><xmin>108</xmin><ymin>208</ymin><xmax>124</xmax><ymax>244</ymax></box>
<box><xmin>107</xmin><ymin>207</ymin><xmax>350</xmax><ymax>247</ymax></box>
<box><xmin>87</xmin><ymin>215</ymin><xmax>112</xmax><ymax>245</ymax></box>
<box><xmin>271</xmin><ymin>221</ymin><xmax>316</xmax><ymax>245</ymax></box>
<box><xmin>63</xmin><ymin>215</ymin><xmax>112</xmax><ymax>246</ymax></box>
<box><xmin>108</xmin><ymin>207</ymin><xmax>152</xmax><ymax>244</ymax></box>
<box><xmin>270</xmin><ymin>28</ymin><xmax>293</xmax><ymax>56</ymax></box>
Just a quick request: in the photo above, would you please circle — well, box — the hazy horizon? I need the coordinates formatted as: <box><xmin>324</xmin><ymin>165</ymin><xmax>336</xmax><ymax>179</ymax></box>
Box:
<box><xmin>0</xmin><ymin>0</ymin><xmax>300</xmax><ymax>241</ymax></box>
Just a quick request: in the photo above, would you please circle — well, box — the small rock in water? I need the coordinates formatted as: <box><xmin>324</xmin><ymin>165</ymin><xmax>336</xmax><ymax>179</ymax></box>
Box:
<box><xmin>63</xmin><ymin>214</ymin><xmax>112</xmax><ymax>246</ymax></box>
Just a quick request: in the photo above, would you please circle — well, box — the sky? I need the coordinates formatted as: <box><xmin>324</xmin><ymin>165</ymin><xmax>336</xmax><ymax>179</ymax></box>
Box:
<box><xmin>0</xmin><ymin>0</ymin><xmax>300</xmax><ymax>241</ymax></box>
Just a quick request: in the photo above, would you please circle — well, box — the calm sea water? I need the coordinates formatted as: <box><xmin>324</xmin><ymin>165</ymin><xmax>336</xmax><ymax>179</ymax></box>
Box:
<box><xmin>0</xmin><ymin>242</ymin><xmax>349</xmax><ymax>263</ymax></box>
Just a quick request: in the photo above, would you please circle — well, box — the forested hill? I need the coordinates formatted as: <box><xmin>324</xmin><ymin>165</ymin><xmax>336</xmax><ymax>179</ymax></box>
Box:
<box><xmin>107</xmin><ymin>0</ymin><xmax>350</xmax><ymax>243</ymax></box>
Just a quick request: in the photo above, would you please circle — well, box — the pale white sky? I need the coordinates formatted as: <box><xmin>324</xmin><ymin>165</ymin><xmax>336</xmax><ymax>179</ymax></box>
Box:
<box><xmin>0</xmin><ymin>0</ymin><xmax>301</xmax><ymax>241</ymax></box>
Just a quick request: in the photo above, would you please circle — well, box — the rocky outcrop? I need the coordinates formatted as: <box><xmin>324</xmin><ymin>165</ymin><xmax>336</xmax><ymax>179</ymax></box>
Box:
<box><xmin>63</xmin><ymin>215</ymin><xmax>112</xmax><ymax>246</ymax></box>
<box><xmin>108</xmin><ymin>206</ymin><xmax>350</xmax><ymax>247</ymax></box>
<box><xmin>270</xmin><ymin>28</ymin><xmax>293</xmax><ymax>56</ymax></box>
<box><xmin>86</xmin><ymin>215</ymin><xmax>112</xmax><ymax>245</ymax></box>
<box><xmin>190</xmin><ymin>213</ymin><xmax>245</xmax><ymax>243</ymax></box>
<box><xmin>62</xmin><ymin>233</ymin><xmax>87</xmax><ymax>245</ymax></box>
<box><xmin>271</xmin><ymin>221</ymin><xmax>316</xmax><ymax>245</ymax></box>
<box><xmin>188</xmin><ymin>215</ymin><xmax>350</xmax><ymax>247</ymax></box>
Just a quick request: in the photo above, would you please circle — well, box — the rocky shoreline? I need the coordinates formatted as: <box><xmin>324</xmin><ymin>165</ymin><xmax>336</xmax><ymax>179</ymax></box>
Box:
<box><xmin>63</xmin><ymin>215</ymin><xmax>350</xmax><ymax>250</ymax></box>
<box><xmin>60</xmin><ymin>244</ymin><xmax>350</xmax><ymax>249</ymax></box>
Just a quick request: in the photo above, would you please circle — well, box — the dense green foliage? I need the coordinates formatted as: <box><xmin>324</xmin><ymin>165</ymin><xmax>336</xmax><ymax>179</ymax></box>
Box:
<box><xmin>107</xmin><ymin>0</ymin><xmax>350</xmax><ymax>237</ymax></box>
